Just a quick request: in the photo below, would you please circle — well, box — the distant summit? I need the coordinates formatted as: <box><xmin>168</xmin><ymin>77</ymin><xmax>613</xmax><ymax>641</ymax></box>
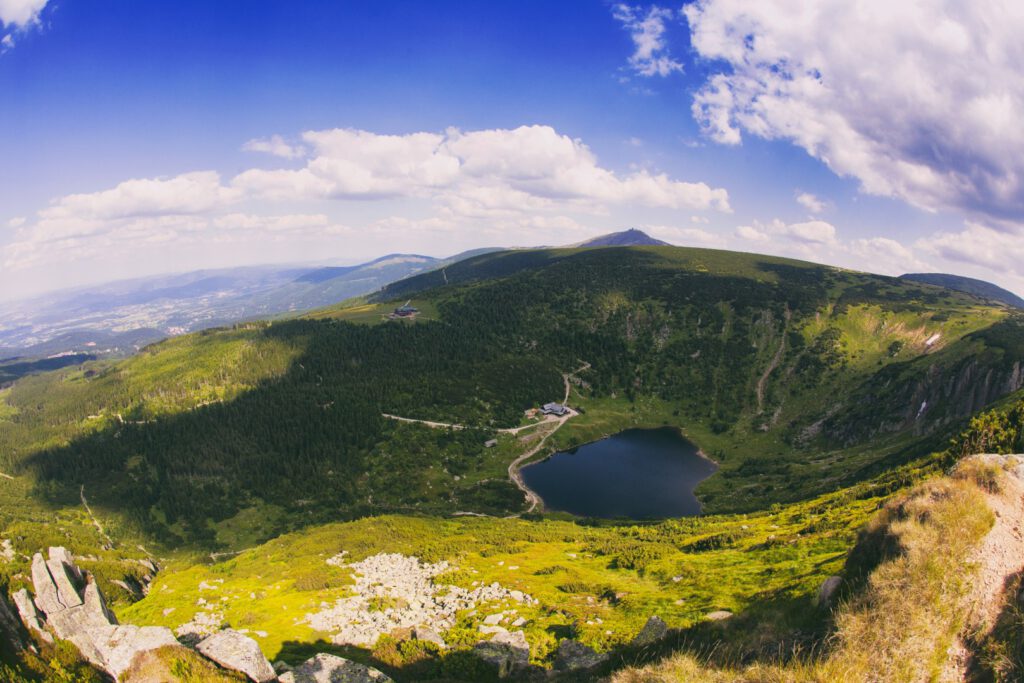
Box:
<box><xmin>576</xmin><ymin>229</ymin><xmax>670</xmax><ymax>247</ymax></box>
<box><xmin>899</xmin><ymin>273</ymin><xmax>1024</xmax><ymax>308</ymax></box>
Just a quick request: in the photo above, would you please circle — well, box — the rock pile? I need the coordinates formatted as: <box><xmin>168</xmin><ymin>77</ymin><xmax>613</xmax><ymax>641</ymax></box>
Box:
<box><xmin>279</xmin><ymin>653</ymin><xmax>393</xmax><ymax>683</ymax></box>
<box><xmin>306</xmin><ymin>552</ymin><xmax>536</xmax><ymax>647</ymax></box>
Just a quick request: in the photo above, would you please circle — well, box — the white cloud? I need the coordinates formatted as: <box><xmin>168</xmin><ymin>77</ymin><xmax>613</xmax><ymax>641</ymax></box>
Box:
<box><xmin>684</xmin><ymin>0</ymin><xmax>1024</xmax><ymax>225</ymax></box>
<box><xmin>40</xmin><ymin>172</ymin><xmax>238</xmax><ymax>223</ymax></box>
<box><xmin>0</xmin><ymin>0</ymin><xmax>48</xmax><ymax>28</ymax></box>
<box><xmin>232</xmin><ymin>125</ymin><xmax>731</xmax><ymax>213</ymax></box>
<box><xmin>735</xmin><ymin>219</ymin><xmax>837</xmax><ymax>245</ymax></box>
<box><xmin>6</xmin><ymin>216</ymin><xmax>25</xmax><ymax>228</ymax></box>
<box><xmin>613</xmin><ymin>5</ymin><xmax>683</xmax><ymax>77</ymax></box>
<box><xmin>916</xmin><ymin>222</ymin><xmax>1024</xmax><ymax>273</ymax></box>
<box><xmin>1</xmin><ymin>33</ymin><xmax>13</xmax><ymax>51</ymax></box>
<box><xmin>796</xmin><ymin>192</ymin><xmax>825</xmax><ymax>215</ymax></box>
<box><xmin>242</xmin><ymin>134</ymin><xmax>306</xmax><ymax>159</ymax></box>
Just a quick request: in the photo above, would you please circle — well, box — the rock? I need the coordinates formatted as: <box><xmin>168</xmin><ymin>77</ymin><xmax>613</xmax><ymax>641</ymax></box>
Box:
<box><xmin>483</xmin><ymin>612</ymin><xmax>504</xmax><ymax>625</ymax></box>
<box><xmin>45</xmin><ymin>555</ymin><xmax>83</xmax><ymax>609</ymax></box>
<box><xmin>553</xmin><ymin>639</ymin><xmax>608</xmax><ymax>671</ymax></box>
<box><xmin>817</xmin><ymin>575</ymin><xmax>842</xmax><ymax>608</ymax></box>
<box><xmin>49</xmin><ymin>547</ymin><xmax>82</xmax><ymax>583</ymax></box>
<box><xmin>0</xmin><ymin>592</ymin><xmax>26</xmax><ymax>653</ymax></box>
<box><xmin>278</xmin><ymin>653</ymin><xmax>393</xmax><ymax>682</ymax></box>
<box><xmin>196</xmin><ymin>628</ymin><xmax>276</xmax><ymax>682</ymax></box>
<box><xmin>705</xmin><ymin>610</ymin><xmax>733</xmax><ymax>621</ymax></box>
<box><xmin>30</xmin><ymin>553</ymin><xmax>62</xmax><ymax>615</ymax></box>
<box><xmin>12</xmin><ymin>588</ymin><xmax>51</xmax><ymax>644</ymax></box>
<box><xmin>27</xmin><ymin>546</ymin><xmax>181</xmax><ymax>680</ymax></box>
<box><xmin>474</xmin><ymin>629</ymin><xmax>529</xmax><ymax>677</ymax></box>
<box><xmin>412</xmin><ymin>626</ymin><xmax>446</xmax><ymax>649</ymax></box>
<box><xmin>631</xmin><ymin>615</ymin><xmax>668</xmax><ymax>646</ymax></box>
<box><xmin>0</xmin><ymin>539</ymin><xmax>14</xmax><ymax>562</ymax></box>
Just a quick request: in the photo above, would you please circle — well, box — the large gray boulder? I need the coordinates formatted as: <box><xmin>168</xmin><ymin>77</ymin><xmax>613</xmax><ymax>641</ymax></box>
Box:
<box><xmin>26</xmin><ymin>546</ymin><xmax>180</xmax><ymax>680</ymax></box>
<box><xmin>12</xmin><ymin>588</ymin><xmax>51</xmax><ymax>644</ymax></box>
<box><xmin>631</xmin><ymin>615</ymin><xmax>668</xmax><ymax>647</ymax></box>
<box><xmin>553</xmin><ymin>639</ymin><xmax>608</xmax><ymax>671</ymax></box>
<box><xmin>196</xmin><ymin>628</ymin><xmax>276</xmax><ymax>682</ymax></box>
<box><xmin>473</xmin><ymin>629</ymin><xmax>530</xmax><ymax>677</ymax></box>
<box><xmin>278</xmin><ymin>653</ymin><xmax>393</xmax><ymax>682</ymax></box>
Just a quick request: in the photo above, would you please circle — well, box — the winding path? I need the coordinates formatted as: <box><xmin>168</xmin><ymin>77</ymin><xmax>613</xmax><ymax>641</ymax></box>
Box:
<box><xmin>383</xmin><ymin>361</ymin><xmax>591</xmax><ymax>514</ymax></box>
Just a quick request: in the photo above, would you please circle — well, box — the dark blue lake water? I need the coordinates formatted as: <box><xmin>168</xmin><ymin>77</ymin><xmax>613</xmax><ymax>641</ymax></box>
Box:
<box><xmin>521</xmin><ymin>427</ymin><xmax>717</xmax><ymax>519</ymax></box>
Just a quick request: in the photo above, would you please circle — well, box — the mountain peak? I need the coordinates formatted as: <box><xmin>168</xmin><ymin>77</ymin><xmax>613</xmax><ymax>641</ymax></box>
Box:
<box><xmin>575</xmin><ymin>229</ymin><xmax>670</xmax><ymax>248</ymax></box>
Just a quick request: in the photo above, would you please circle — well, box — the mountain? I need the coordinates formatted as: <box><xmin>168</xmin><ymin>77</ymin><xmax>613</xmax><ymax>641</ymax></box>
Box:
<box><xmin>900</xmin><ymin>272</ymin><xmax>1024</xmax><ymax>308</ymax></box>
<box><xmin>0</xmin><ymin>250</ymin><xmax>501</xmax><ymax>364</ymax></box>
<box><xmin>4</xmin><ymin>243</ymin><xmax>1024</xmax><ymax>681</ymax></box>
<box><xmin>574</xmin><ymin>228</ymin><xmax>670</xmax><ymax>247</ymax></box>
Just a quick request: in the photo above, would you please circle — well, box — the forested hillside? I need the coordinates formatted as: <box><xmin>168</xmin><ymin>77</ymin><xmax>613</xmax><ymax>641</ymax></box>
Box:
<box><xmin>2</xmin><ymin>246</ymin><xmax>1022</xmax><ymax>551</ymax></box>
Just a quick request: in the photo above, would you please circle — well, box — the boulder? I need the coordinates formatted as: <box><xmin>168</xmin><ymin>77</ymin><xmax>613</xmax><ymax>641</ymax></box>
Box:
<box><xmin>553</xmin><ymin>639</ymin><xmax>608</xmax><ymax>671</ymax></box>
<box><xmin>45</xmin><ymin>556</ymin><xmax>83</xmax><ymax>610</ymax></box>
<box><xmin>49</xmin><ymin>547</ymin><xmax>82</xmax><ymax>583</ymax></box>
<box><xmin>817</xmin><ymin>575</ymin><xmax>842</xmax><ymax>608</ymax></box>
<box><xmin>412</xmin><ymin>626</ymin><xmax>446</xmax><ymax>649</ymax></box>
<box><xmin>196</xmin><ymin>628</ymin><xmax>276</xmax><ymax>683</ymax></box>
<box><xmin>30</xmin><ymin>553</ymin><xmax>63</xmax><ymax>615</ymax></box>
<box><xmin>705</xmin><ymin>610</ymin><xmax>733</xmax><ymax>621</ymax></box>
<box><xmin>12</xmin><ymin>588</ymin><xmax>51</xmax><ymax>644</ymax></box>
<box><xmin>473</xmin><ymin>629</ymin><xmax>530</xmax><ymax>677</ymax></box>
<box><xmin>0</xmin><ymin>592</ymin><xmax>26</xmax><ymax>653</ymax></box>
<box><xmin>92</xmin><ymin>624</ymin><xmax>179</xmax><ymax>680</ymax></box>
<box><xmin>278</xmin><ymin>653</ymin><xmax>393</xmax><ymax>682</ymax></box>
<box><xmin>631</xmin><ymin>615</ymin><xmax>668</xmax><ymax>647</ymax></box>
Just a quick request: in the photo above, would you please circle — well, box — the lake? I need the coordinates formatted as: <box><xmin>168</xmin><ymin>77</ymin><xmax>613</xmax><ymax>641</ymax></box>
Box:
<box><xmin>521</xmin><ymin>427</ymin><xmax>717</xmax><ymax>519</ymax></box>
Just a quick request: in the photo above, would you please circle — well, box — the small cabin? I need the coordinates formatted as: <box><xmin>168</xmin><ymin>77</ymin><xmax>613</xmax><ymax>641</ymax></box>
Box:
<box><xmin>484</xmin><ymin>439</ymin><xmax>498</xmax><ymax>448</ymax></box>
<box><xmin>393</xmin><ymin>305</ymin><xmax>419</xmax><ymax>317</ymax></box>
<box><xmin>541</xmin><ymin>402</ymin><xmax>568</xmax><ymax>416</ymax></box>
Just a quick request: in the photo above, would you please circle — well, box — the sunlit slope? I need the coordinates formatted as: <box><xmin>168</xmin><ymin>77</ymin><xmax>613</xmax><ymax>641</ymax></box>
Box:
<box><xmin>1</xmin><ymin>245</ymin><xmax>1021</xmax><ymax>549</ymax></box>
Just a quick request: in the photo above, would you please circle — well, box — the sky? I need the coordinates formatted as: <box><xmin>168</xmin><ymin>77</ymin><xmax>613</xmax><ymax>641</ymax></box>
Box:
<box><xmin>2</xmin><ymin>0</ymin><xmax>1023</xmax><ymax>301</ymax></box>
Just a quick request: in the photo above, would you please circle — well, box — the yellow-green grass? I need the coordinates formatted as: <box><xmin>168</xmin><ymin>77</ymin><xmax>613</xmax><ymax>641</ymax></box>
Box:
<box><xmin>122</xmin><ymin>478</ymin><xmax>885</xmax><ymax>670</ymax></box>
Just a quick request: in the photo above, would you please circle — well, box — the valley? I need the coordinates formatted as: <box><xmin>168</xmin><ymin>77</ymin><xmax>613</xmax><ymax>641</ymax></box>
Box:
<box><xmin>2</xmin><ymin>243</ymin><xmax>1024</xmax><ymax>681</ymax></box>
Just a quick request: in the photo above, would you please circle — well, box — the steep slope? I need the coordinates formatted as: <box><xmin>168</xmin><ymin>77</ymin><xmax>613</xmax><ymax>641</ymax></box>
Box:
<box><xmin>901</xmin><ymin>272</ymin><xmax>1024</xmax><ymax>308</ymax></box>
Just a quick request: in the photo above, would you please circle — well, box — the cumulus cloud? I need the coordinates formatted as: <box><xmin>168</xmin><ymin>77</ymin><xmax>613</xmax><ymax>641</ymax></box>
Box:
<box><xmin>684</xmin><ymin>0</ymin><xmax>1024</xmax><ymax>225</ymax></box>
<box><xmin>242</xmin><ymin>134</ymin><xmax>307</xmax><ymax>159</ymax></box>
<box><xmin>916</xmin><ymin>222</ymin><xmax>1024</xmax><ymax>273</ymax></box>
<box><xmin>612</xmin><ymin>4</ymin><xmax>683</xmax><ymax>77</ymax></box>
<box><xmin>796</xmin><ymin>192</ymin><xmax>825</xmax><ymax>215</ymax></box>
<box><xmin>0</xmin><ymin>0</ymin><xmax>48</xmax><ymax>28</ymax></box>
<box><xmin>232</xmin><ymin>125</ymin><xmax>731</xmax><ymax>212</ymax></box>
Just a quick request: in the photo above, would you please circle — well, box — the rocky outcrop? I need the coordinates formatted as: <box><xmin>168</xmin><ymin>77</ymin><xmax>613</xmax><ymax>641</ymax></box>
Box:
<box><xmin>631</xmin><ymin>615</ymin><xmax>668</xmax><ymax>646</ymax></box>
<box><xmin>278</xmin><ymin>653</ymin><xmax>393</xmax><ymax>682</ymax></box>
<box><xmin>23</xmin><ymin>547</ymin><xmax>178</xmax><ymax>680</ymax></box>
<box><xmin>473</xmin><ymin>629</ymin><xmax>530</xmax><ymax>677</ymax></box>
<box><xmin>553</xmin><ymin>639</ymin><xmax>607</xmax><ymax>672</ymax></box>
<box><xmin>12</xmin><ymin>588</ymin><xmax>51</xmax><ymax>644</ymax></box>
<box><xmin>196</xmin><ymin>628</ymin><xmax>276</xmax><ymax>682</ymax></box>
<box><xmin>0</xmin><ymin>591</ymin><xmax>26</xmax><ymax>654</ymax></box>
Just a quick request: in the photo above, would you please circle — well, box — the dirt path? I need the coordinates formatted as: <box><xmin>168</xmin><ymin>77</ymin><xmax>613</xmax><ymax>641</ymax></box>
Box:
<box><xmin>507</xmin><ymin>409</ymin><xmax>577</xmax><ymax>513</ymax></box>
<box><xmin>80</xmin><ymin>485</ymin><xmax>115</xmax><ymax>549</ymax></box>
<box><xmin>0</xmin><ymin>471</ymin><xmax>14</xmax><ymax>480</ymax></box>
<box><xmin>756</xmin><ymin>309</ymin><xmax>789</xmax><ymax>414</ymax></box>
<box><xmin>944</xmin><ymin>454</ymin><xmax>1024</xmax><ymax>680</ymax></box>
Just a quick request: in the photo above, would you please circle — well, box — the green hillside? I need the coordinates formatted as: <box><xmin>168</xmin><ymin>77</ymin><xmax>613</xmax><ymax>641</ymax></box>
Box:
<box><xmin>3</xmin><ymin>244</ymin><xmax>1024</xmax><ymax>680</ymax></box>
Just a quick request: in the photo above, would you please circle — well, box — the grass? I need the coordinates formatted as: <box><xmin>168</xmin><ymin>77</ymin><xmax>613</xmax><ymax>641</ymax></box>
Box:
<box><xmin>612</xmin><ymin>459</ymin><xmax>998</xmax><ymax>683</ymax></box>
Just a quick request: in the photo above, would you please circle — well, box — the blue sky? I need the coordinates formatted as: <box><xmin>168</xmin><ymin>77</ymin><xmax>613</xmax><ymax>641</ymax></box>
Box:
<box><xmin>2</xmin><ymin>0</ymin><xmax>1022</xmax><ymax>300</ymax></box>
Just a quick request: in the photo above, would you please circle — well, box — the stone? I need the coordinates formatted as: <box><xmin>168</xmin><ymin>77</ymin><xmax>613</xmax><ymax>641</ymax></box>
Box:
<box><xmin>49</xmin><ymin>547</ymin><xmax>82</xmax><ymax>583</ymax></box>
<box><xmin>278</xmin><ymin>653</ymin><xmax>393</xmax><ymax>682</ymax></box>
<box><xmin>93</xmin><ymin>624</ymin><xmax>179</xmax><ymax>680</ymax></box>
<box><xmin>553</xmin><ymin>639</ymin><xmax>608</xmax><ymax>672</ymax></box>
<box><xmin>817</xmin><ymin>575</ymin><xmax>842</xmax><ymax>608</ymax></box>
<box><xmin>83</xmin><ymin>578</ymin><xmax>117</xmax><ymax>625</ymax></box>
<box><xmin>473</xmin><ymin>629</ymin><xmax>529</xmax><ymax>677</ymax></box>
<box><xmin>196</xmin><ymin>628</ymin><xmax>276</xmax><ymax>682</ymax></box>
<box><xmin>46</xmin><ymin>556</ymin><xmax>83</xmax><ymax>610</ymax></box>
<box><xmin>0</xmin><ymin>592</ymin><xmax>26</xmax><ymax>653</ymax></box>
<box><xmin>412</xmin><ymin>626</ymin><xmax>446</xmax><ymax>649</ymax></box>
<box><xmin>631</xmin><ymin>615</ymin><xmax>668</xmax><ymax>647</ymax></box>
<box><xmin>30</xmin><ymin>553</ymin><xmax>62</xmax><ymax>616</ymax></box>
<box><xmin>705</xmin><ymin>610</ymin><xmax>733</xmax><ymax>621</ymax></box>
<box><xmin>483</xmin><ymin>612</ymin><xmax>504</xmax><ymax>625</ymax></box>
<box><xmin>12</xmin><ymin>588</ymin><xmax>51</xmax><ymax>644</ymax></box>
